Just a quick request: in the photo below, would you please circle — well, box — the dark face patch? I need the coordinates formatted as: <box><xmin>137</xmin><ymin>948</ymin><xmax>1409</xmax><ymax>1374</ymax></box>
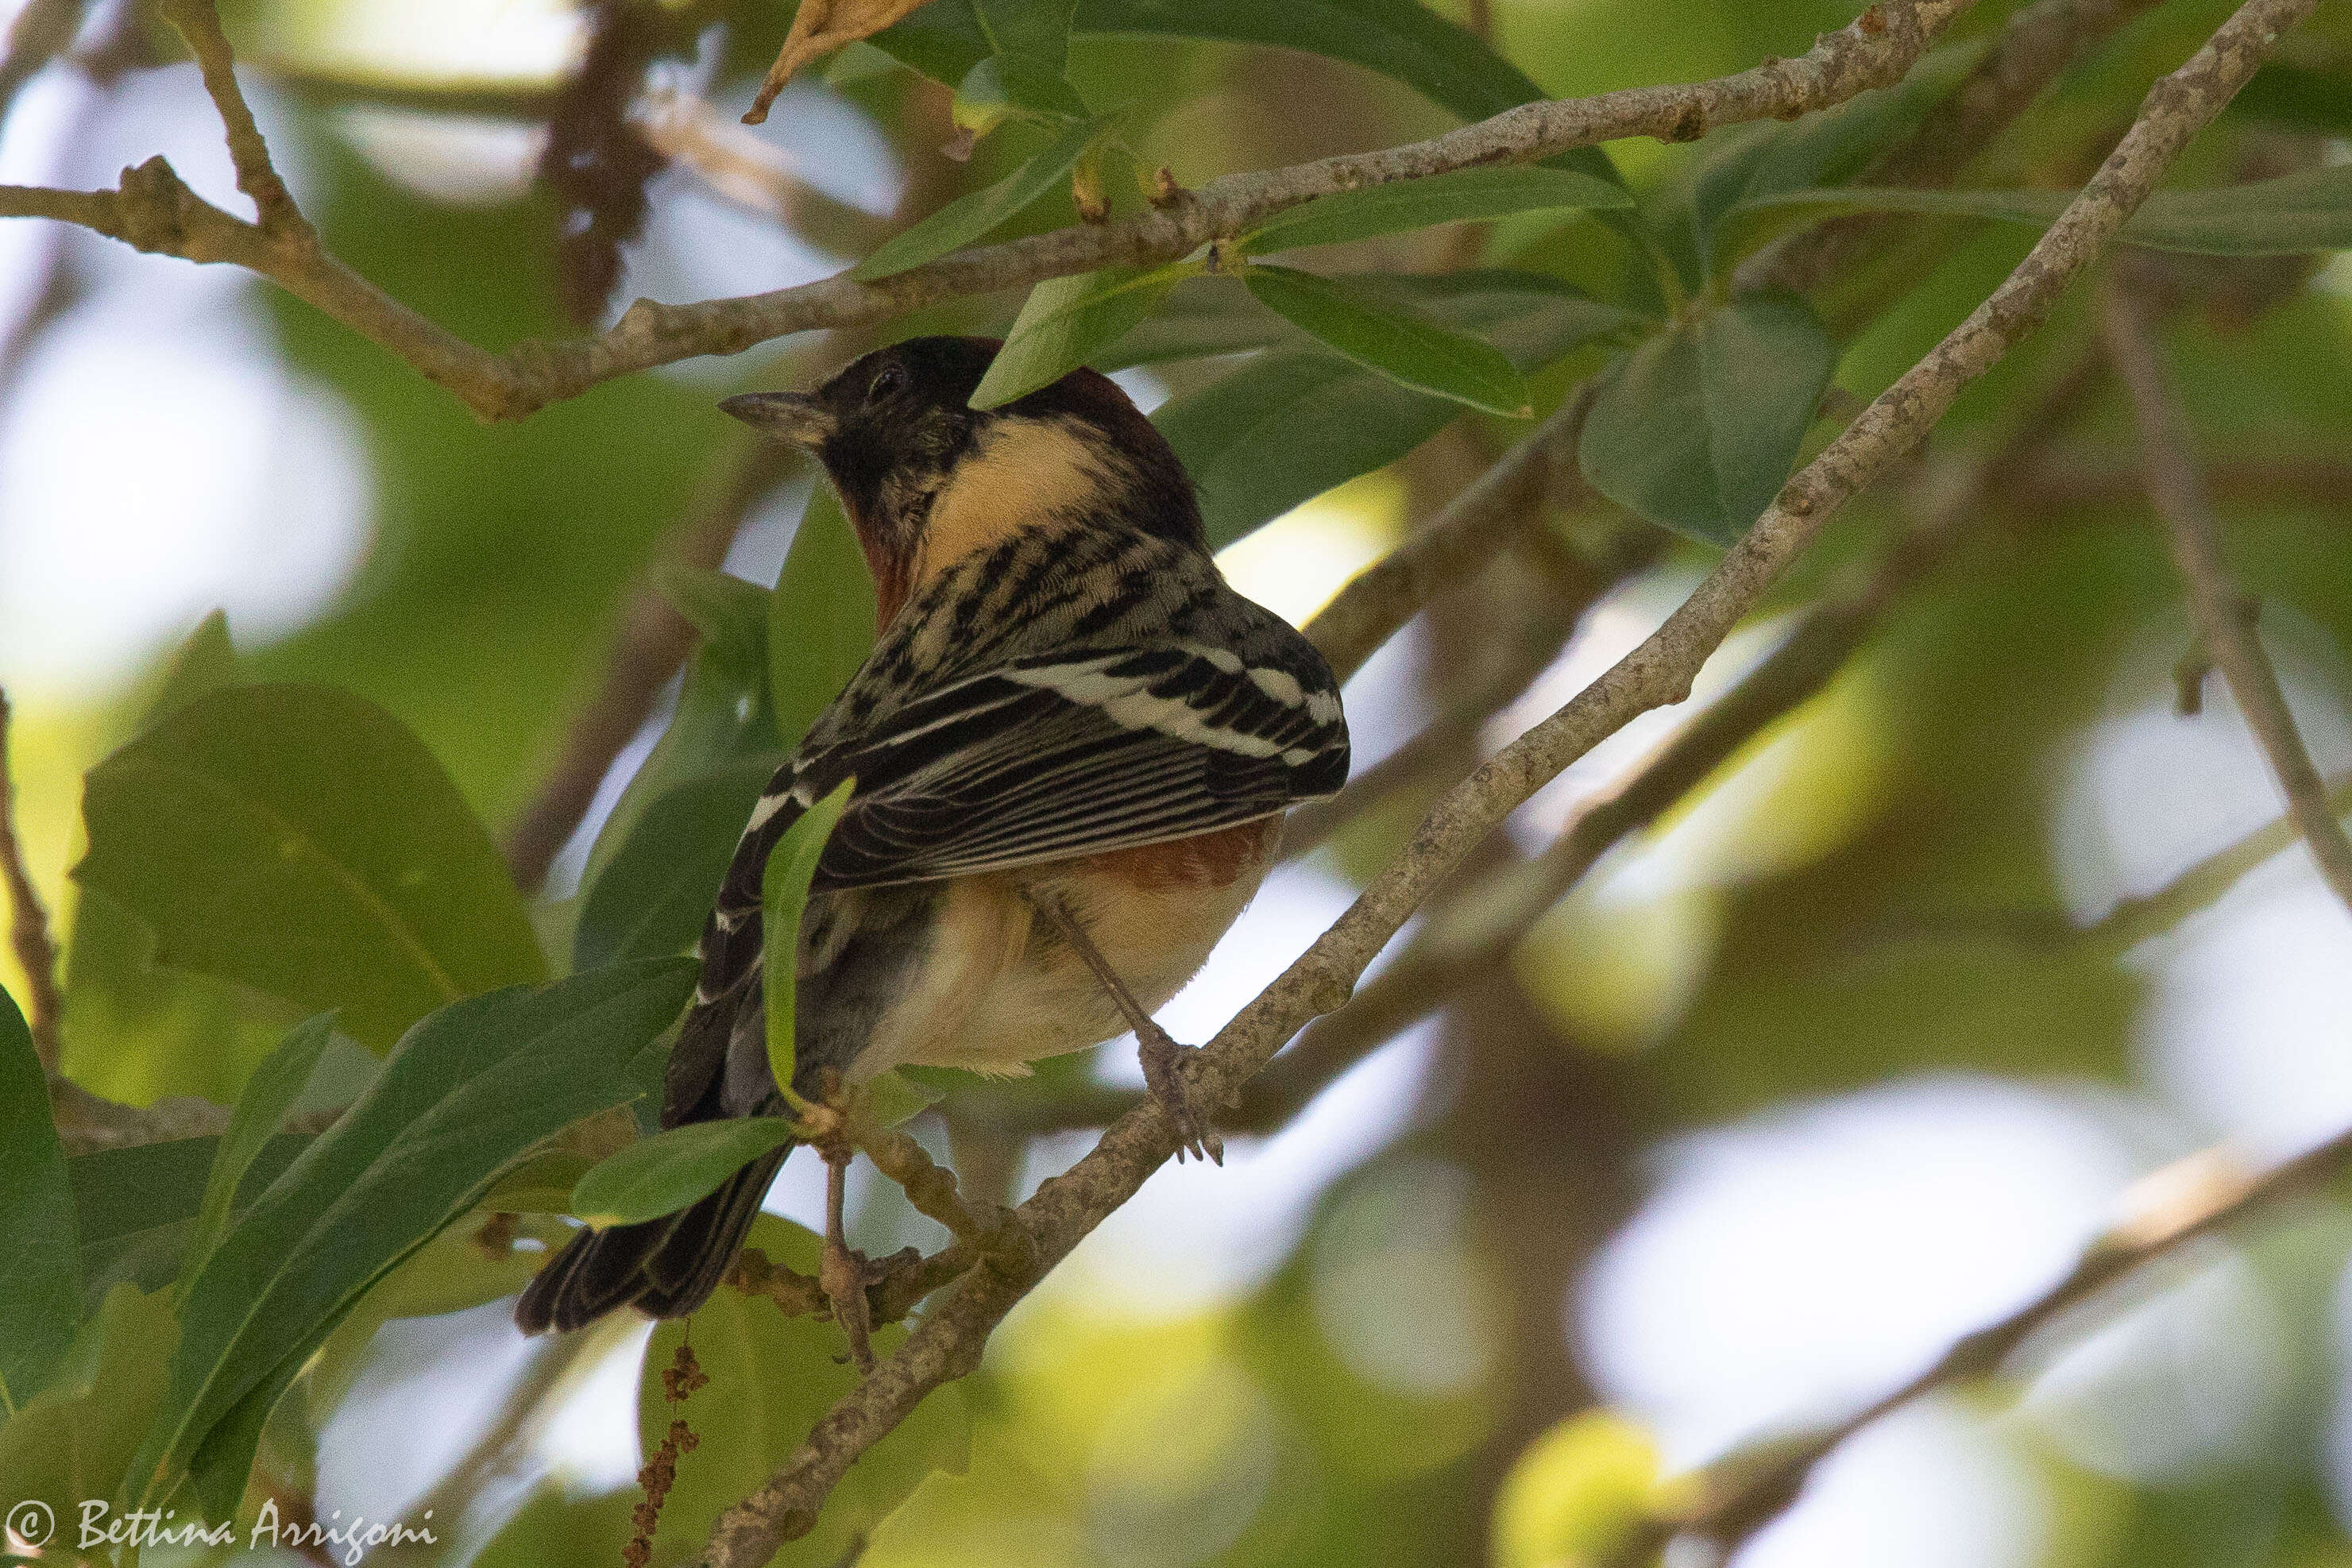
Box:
<box><xmin>810</xmin><ymin>338</ymin><xmax>1002</xmax><ymax>538</ymax></box>
<box><xmin>795</xmin><ymin>335</ymin><xmax>1207</xmax><ymax>624</ymax></box>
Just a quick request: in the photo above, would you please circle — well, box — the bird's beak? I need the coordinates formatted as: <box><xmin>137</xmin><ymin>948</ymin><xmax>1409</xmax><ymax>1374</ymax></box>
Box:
<box><xmin>720</xmin><ymin>391</ymin><xmax>836</xmax><ymax>448</ymax></box>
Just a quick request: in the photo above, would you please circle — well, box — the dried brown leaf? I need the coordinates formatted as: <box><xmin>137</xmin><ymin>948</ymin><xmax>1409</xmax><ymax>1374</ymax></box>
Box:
<box><xmin>744</xmin><ymin>0</ymin><xmax>933</xmax><ymax>123</ymax></box>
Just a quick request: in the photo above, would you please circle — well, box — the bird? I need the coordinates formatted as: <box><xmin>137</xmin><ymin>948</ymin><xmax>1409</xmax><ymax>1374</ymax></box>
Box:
<box><xmin>516</xmin><ymin>335</ymin><xmax>1350</xmax><ymax>1335</ymax></box>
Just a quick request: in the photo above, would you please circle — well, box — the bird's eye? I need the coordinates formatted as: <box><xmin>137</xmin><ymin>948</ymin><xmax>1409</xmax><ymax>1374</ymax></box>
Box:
<box><xmin>865</xmin><ymin>364</ymin><xmax>909</xmax><ymax>406</ymax></box>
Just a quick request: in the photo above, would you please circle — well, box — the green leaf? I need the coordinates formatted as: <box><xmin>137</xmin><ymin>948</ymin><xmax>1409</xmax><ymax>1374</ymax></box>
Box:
<box><xmin>970</xmin><ymin>261</ymin><xmax>1195</xmax><ymax>407</ymax></box>
<box><xmin>574</xmin><ymin>759</ymin><xmax>776</xmax><ymax>972</ymax></box>
<box><xmin>481</xmin><ymin>1145</ymin><xmax>599</xmax><ymax>1215</ymax></box>
<box><xmin>1238</xmin><ymin>167</ymin><xmax>1632</xmax><ymax>255</ymax></box>
<box><xmin>73</xmin><ymin>685</ymin><xmax>549</xmax><ymax>1052</ymax></box>
<box><xmin>763</xmin><ymin>779</ymin><xmax>857</xmax><ymax>1099</ymax></box>
<box><xmin>875</xmin><ymin>0</ymin><xmax>1617</xmax><ymax>181</ymax></box>
<box><xmin>1578</xmin><ymin>293</ymin><xmax>1835</xmax><ymax>545</ymax></box>
<box><xmin>770</xmin><ymin>485</ymin><xmax>878</xmax><ymax>751</ymax></box>
<box><xmin>1083</xmin><ymin>276</ymin><xmax>1293</xmax><ymax>370</ymax></box>
<box><xmin>658</xmin><ymin>564</ymin><xmax>774</xmax><ymax>685</ymax></box>
<box><xmin>574</xmin><ymin>550</ymin><xmax>791</xmax><ymax>972</ymax></box>
<box><xmin>145</xmin><ymin>608</ymin><xmax>240</xmax><ymax>724</ymax></box>
<box><xmin>469</xmin><ymin>1483</ymin><xmax>642</xmax><ymax>1568</ymax></box>
<box><xmin>69</xmin><ymin>1135</ymin><xmax>310</xmax><ymax>1310</ymax></box>
<box><xmin>0</xmin><ymin>1284</ymin><xmax>179</xmax><ymax>1521</ymax></box>
<box><xmin>130</xmin><ymin>959</ymin><xmax>696</xmax><ymax>1510</ymax></box>
<box><xmin>569</xmin><ymin>1118</ymin><xmax>799</xmax><ymax>1226</ymax></box>
<box><xmin>1155</xmin><ymin>272</ymin><xmax>1637</xmax><ymax>547</ymax></box>
<box><xmin>176</xmin><ymin>1014</ymin><xmax>337</xmax><ymax>1300</ymax></box>
<box><xmin>852</xmin><ymin>116</ymin><xmax>1104</xmax><ymax>281</ymax></box>
<box><xmin>1080</xmin><ymin>0</ymin><xmax>1617</xmax><ymax>184</ymax></box>
<box><xmin>1736</xmin><ymin>164</ymin><xmax>2352</xmax><ymax>256</ymax></box>
<box><xmin>635</xmin><ymin>1215</ymin><xmax>969</xmax><ymax>1567</ymax></box>
<box><xmin>2233</xmin><ymin>62</ymin><xmax>2352</xmax><ymax>133</ymax></box>
<box><xmin>953</xmin><ymin>52</ymin><xmax>1087</xmax><ymax>138</ymax></box>
<box><xmin>864</xmin><ymin>1068</ymin><xmax>948</xmax><ymax>1130</ymax></box>
<box><xmin>1243</xmin><ymin>265</ymin><xmax>1531</xmax><ymax>417</ymax></box>
<box><xmin>0</xmin><ymin>986</ymin><xmax>79</xmax><ymax>1415</ymax></box>
<box><xmin>975</xmin><ymin>0</ymin><xmax>1079</xmax><ymax>70</ymax></box>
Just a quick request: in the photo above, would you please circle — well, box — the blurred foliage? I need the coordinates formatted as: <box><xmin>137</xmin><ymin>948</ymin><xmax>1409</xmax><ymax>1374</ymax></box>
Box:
<box><xmin>3</xmin><ymin>0</ymin><xmax>2352</xmax><ymax>1564</ymax></box>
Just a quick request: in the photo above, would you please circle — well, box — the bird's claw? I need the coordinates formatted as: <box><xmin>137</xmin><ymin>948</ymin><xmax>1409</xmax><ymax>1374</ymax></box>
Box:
<box><xmin>1137</xmin><ymin>1025</ymin><xmax>1223</xmax><ymax>1165</ymax></box>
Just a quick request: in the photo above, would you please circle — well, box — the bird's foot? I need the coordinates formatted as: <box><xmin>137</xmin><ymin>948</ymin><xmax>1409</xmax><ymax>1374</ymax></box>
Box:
<box><xmin>818</xmin><ymin>1229</ymin><xmax>879</xmax><ymax>1373</ymax></box>
<box><xmin>1137</xmin><ymin>1023</ymin><xmax>1223</xmax><ymax>1166</ymax></box>
<box><xmin>818</xmin><ymin>1123</ymin><xmax>876</xmax><ymax>1373</ymax></box>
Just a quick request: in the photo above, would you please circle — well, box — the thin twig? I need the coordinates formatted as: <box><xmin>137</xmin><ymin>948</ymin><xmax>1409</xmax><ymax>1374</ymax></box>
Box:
<box><xmin>694</xmin><ymin>3</ymin><xmax>2310</xmax><ymax>1558</ymax></box>
<box><xmin>1</xmin><ymin>0</ymin><xmax>1975</xmax><ymax>421</ymax></box>
<box><xmin>2083</xmin><ymin>774</ymin><xmax>2352</xmax><ymax>956</ymax></box>
<box><xmin>0</xmin><ymin>689</ymin><xmax>63</xmax><ymax>1068</ymax></box>
<box><xmin>854</xmin><ymin>1119</ymin><xmax>1018</xmax><ymax>1252</ymax></box>
<box><xmin>2099</xmin><ymin>280</ymin><xmax>2352</xmax><ymax>914</ymax></box>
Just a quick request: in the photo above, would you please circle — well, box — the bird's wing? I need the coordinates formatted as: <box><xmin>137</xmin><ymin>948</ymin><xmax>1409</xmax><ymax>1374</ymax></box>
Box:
<box><xmin>663</xmin><ymin>635</ymin><xmax>1347</xmax><ymax>1127</ymax></box>
<box><xmin>807</xmin><ymin>639</ymin><xmax>1349</xmax><ymax>885</ymax></box>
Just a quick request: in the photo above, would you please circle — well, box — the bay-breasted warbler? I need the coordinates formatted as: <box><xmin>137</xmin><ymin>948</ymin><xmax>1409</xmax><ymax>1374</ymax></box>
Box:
<box><xmin>518</xmin><ymin>336</ymin><xmax>1349</xmax><ymax>1334</ymax></box>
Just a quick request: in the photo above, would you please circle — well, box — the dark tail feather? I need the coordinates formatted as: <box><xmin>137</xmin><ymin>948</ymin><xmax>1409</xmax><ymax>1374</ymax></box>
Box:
<box><xmin>515</xmin><ymin>1144</ymin><xmax>792</xmax><ymax>1334</ymax></box>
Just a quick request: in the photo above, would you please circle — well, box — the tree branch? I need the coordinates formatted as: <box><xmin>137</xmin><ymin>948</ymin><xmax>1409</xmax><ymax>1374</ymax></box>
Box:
<box><xmin>2099</xmin><ymin>280</ymin><xmax>2352</xmax><ymax>916</ymax></box>
<box><xmin>1607</xmin><ymin>1122</ymin><xmax>2352</xmax><ymax>1564</ymax></box>
<box><xmin>694</xmin><ymin>1</ymin><xmax>2312</xmax><ymax>1558</ymax></box>
<box><xmin>0</xmin><ymin>689</ymin><xmax>63</xmax><ymax>1069</ymax></box>
<box><xmin>2</xmin><ymin>0</ymin><xmax>1974</xmax><ymax>422</ymax></box>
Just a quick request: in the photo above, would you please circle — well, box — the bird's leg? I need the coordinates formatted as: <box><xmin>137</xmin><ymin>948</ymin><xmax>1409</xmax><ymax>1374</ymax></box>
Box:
<box><xmin>1025</xmin><ymin>886</ymin><xmax>1224</xmax><ymax>1165</ymax></box>
<box><xmin>805</xmin><ymin>1069</ymin><xmax>877</xmax><ymax>1372</ymax></box>
<box><xmin>821</xmin><ymin>1148</ymin><xmax>876</xmax><ymax>1373</ymax></box>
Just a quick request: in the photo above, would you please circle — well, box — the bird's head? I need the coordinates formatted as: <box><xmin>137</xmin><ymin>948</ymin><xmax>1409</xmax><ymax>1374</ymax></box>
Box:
<box><xmin>721</xmin><ymin>335</ymin><xmax>1202</xmax><ymax>626</ymax></box>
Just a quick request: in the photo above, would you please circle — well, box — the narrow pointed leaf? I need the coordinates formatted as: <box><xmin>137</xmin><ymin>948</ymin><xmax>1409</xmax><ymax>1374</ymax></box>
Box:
<box><xmin>852</xmin><ymin>116</ymin><xmax>1103</xmax><ymax>281</ymax></box>
<box><xmin>1243</xmin><ymin>265</ymin><xmax>1531</xmax><ymax>417</ymax></box>
<box><xmin>764</xmin><ymin>779</ymin><xmax>858</xmax><ymax>1099</ymax></box>
<box><xmin>574</xmin><ymin>759</ymin><xmax>778</xmax><ymax>972</ymax></box>
<box><xmin>1239</xmin><ymin>167</ymin><xmax>1631</xmax><ymax>255</ymax></box>
<box><xmin>175</xmin><ymin>1013</ymin><xmax>337</xmax><ymax>1300</ymax></box>
<box><xmin>131</xmin><ymin>959</ymin><xmax>695</xmax><ymax>1509</ymax></box>
<box><xmin>569</xmin><ymin>1118</ymin><xmax>799</xmax><ymax>1226</ymax></box>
